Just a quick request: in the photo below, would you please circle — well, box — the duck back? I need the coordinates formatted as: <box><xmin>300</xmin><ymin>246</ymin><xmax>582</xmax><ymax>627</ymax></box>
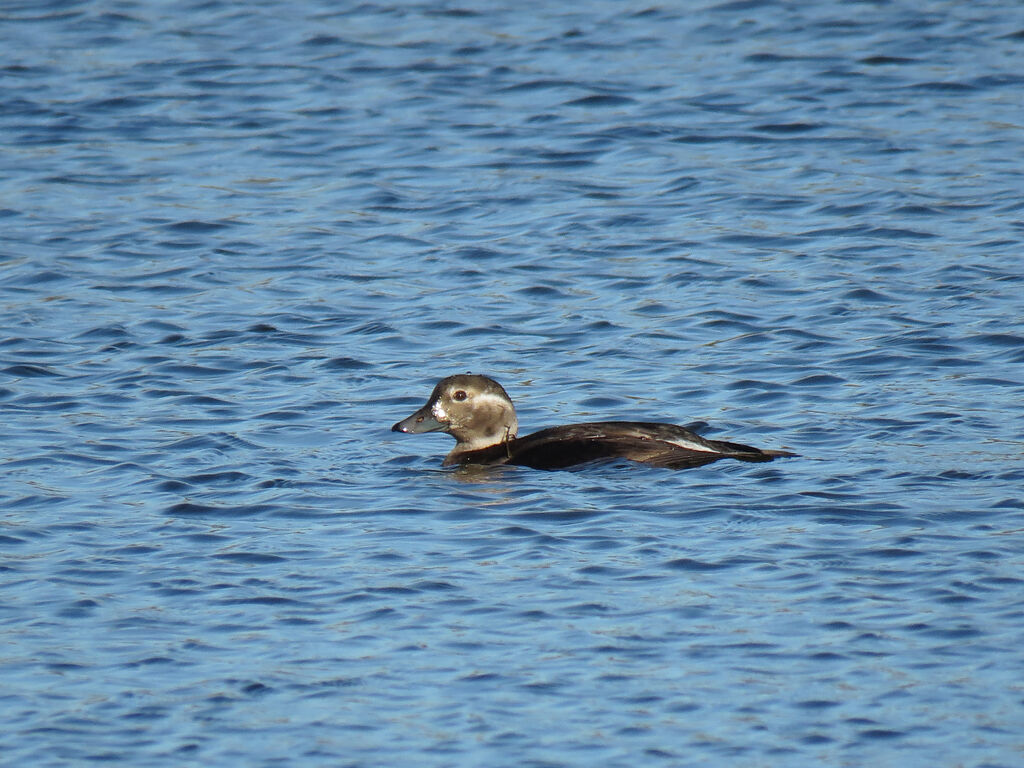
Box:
<box><xmin>448</xmin><ymin>421</ymin><xmax>795</xmax><ymax>471</ymax></box>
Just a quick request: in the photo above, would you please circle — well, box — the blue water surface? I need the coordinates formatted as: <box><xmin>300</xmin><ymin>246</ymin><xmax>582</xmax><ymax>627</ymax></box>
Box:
<box><xmin>2</xmin><ymin>1</ymin><xmax>1024</xmax><ymax>766</ymax></box>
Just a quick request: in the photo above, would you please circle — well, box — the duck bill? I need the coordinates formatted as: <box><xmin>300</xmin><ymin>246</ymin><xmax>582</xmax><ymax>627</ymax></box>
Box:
<box><xmin>391</xmin><ymin>403</ymin><xmax>448</xmax><ymax>434</ymax></box>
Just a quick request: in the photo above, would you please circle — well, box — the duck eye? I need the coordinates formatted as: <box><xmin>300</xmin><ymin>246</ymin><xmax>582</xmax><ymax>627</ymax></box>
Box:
<box><xmin>452</xmin><ymin>390</ymin><xmax>468</xmax><ymax>402</ymax></box>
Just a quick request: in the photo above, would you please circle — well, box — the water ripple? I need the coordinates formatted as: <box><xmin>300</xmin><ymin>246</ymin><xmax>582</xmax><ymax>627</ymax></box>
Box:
<box><xmin>2</xmin><ymin>1</ymin><xmax>1023</xmax><ymax>767</ymax></box>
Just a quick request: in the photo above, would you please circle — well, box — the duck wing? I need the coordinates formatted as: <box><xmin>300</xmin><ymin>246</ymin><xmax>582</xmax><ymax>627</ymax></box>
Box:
<box><xmin>500</xmin><ymin>422</ymin><xmax>794</xmax><ymax>471</ymax></box>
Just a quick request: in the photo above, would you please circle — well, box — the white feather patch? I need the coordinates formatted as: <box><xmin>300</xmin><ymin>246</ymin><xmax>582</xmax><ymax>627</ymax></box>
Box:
<box><xmin>666</xmin><ymin>435</ymin><xmax>716</xmax><ymax>453</ymax></box>
<box><xmin>471</xmin><ymin>392</ymin><xmax>513</xmax><ymax>411</ymax></box>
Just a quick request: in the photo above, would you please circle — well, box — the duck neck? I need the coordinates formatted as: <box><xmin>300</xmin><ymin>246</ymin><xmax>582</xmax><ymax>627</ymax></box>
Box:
<box><xmin>446</xmin><ymin>417</ymin><xmax>518</xmax><ymax>463</ymax></box>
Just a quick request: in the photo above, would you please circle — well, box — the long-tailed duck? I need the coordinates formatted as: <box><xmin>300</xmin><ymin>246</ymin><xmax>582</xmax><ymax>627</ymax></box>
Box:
<box><xmin>392</xmin><ymin>374</ymin><xmax>796</xmax><ymax>470</ymax></box>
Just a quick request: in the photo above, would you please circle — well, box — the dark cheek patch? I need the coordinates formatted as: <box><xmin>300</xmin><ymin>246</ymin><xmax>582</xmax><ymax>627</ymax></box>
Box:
<box><xmin>478</xmin><ymin>405</ymin><xmax>501</xmax><ymax>438</ymax></box>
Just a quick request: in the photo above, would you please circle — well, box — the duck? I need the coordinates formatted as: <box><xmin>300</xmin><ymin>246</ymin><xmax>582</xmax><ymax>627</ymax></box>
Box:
<box><xmin>391</xmin><ymin>373</ymin><xmax>796</xmax><ymax>470</ymax></box>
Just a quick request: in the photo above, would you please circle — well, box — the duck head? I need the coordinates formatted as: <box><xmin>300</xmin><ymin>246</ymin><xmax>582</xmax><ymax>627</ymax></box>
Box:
<box><xmin>392</xmin><ymin>374</ymin><xmax>519</xmax><ymax>454</ymax></box>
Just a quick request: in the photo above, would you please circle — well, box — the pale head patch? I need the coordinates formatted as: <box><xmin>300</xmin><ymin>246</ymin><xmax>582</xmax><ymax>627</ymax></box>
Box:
<box><xmin>471</xmin><ymin>391</ymin><xmax>513</xmax><ymax>412</ymax></box>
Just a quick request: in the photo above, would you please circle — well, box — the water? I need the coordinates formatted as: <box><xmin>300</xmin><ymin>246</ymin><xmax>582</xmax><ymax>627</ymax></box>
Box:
<box><xmin>2</xmin><ymin>1</ymin><xmax>1024</xmax><ymax>765</ymax></box>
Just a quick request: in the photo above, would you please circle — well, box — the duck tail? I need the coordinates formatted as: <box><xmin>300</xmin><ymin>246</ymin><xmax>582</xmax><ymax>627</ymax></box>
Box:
<box><xmin>735</xmin><ymin>448</ymin><xmax>798</xmax><ymax>463</ymax></box>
